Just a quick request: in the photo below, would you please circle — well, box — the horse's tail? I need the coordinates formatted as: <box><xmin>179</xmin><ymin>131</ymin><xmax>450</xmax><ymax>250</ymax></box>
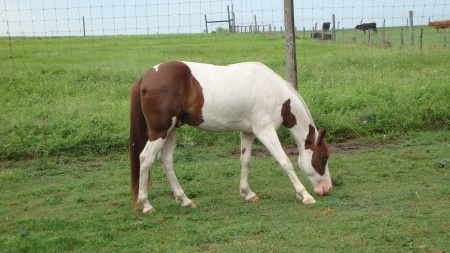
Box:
<box><xmin>129</xmin><ymin>77</ymin><xmax>148</xmax><ymax>209</ymax></box>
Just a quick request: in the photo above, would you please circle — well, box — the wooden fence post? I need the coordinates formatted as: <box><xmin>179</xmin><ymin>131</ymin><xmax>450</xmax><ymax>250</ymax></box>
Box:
<box><xmin>409</xmin><ymin>11</ymin><xmax>414</xmax><ymax>47</ymax></box>
<box><xmin>227</xmin><ymin>5</ymin><xmax>231</xmax><ymax>32</ymax></box>
<box><xmin>82</xmin><ymin>16</ymin><xmax>86</xmax><ymax>36</ymax></box>
<box><xmin>382</xmin><ymin>19</ymin><xmax>386</xmax><ymax>46</ymax></box>
<box><xmin>444</xmin><ymin>29</ymin><xmax>447</xmax><ymax>48</ymax></box>
<box><xmin>400</xmin><ymin>28</ymin><xmax>404</xmax><ymax>46</ymax></box>
<box><xmin>420</xmin><ymin>28</ymin><xmax>423</xmax><ymax>50</ymax></box>
<box><xmin>332</xmin><ymin>14</ymin><xmax>336</xmax><ymax>42</ymax></box>
<box><xmin>284</xmin><ymin>0</ymin><xmax>298</xmax><ymax>90</ymax></box>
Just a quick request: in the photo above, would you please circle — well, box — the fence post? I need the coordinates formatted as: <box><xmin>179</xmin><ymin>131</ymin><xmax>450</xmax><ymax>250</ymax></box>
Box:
<box><xmin>400</xmin><ymin>28</ymin><xmax>404</xmax><ymax>46</ymax></box>
<box><xmin>332</xmin><ymin>14</ymin><xmax>336</xmax><ymax>42</ymax></box>
<box><xmin>444</xmin><ymin>29</ymin><xmax>447</xmax><ymax>48</ymax></box>
<box><xmin>204</xmin><ymin>15</ymin><xmax>208</xmax><ymax>33</ymax></box>
<box><xmin>82</xmin><ymin>16</ymin><xmax>86</xmax><ymax>36</ymax></box>
<box><xmin>227</xmin><ymin>5</ymin><xmax>231</xmax><ymax>32</ymax></box>
<box><xmin>420</xmin><ymin>28</ymin><xmax>423</xmax><ymax>50</ymax></box>
<box><xmin>409</xmin><ymin>11</ymin><xmax>414</xmax><ymax>47</ymax></box>
<box><xmin>284</xmin><ymin>0</ymin><xmax>298</xmax><ymax>90</ymax></box>
<box><xmin>382</xmin><ymin>19</ymin><xmax>386</xmax><ymax>46</ymax></box>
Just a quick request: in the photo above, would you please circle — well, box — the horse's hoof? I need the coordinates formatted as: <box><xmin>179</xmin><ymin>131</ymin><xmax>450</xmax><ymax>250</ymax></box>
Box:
<box><xmin>143</xmin><ymin>207</ymin><xmax>156</xmax><ymax>213</ymax></box>
<box><xmin>248</xmin><ymin>196</ymin><xmax>260</xmax><ymax>202</ymax></box>
<box><xmin>303</xmin><ymin>198</ymin><xmax>316</xmax><ymax>205</ymax></box>
<box><xmin>186</xmin><ymin>202</ymin><xmax>197</xmax><ymax>208</ymax></box>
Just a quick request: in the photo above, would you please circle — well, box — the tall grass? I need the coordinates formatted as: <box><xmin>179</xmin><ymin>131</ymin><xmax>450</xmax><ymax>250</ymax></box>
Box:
<box><xmin>1</xmin><ymin>31</ymin><xmax>449</xmax><ymax>159</ymax></box>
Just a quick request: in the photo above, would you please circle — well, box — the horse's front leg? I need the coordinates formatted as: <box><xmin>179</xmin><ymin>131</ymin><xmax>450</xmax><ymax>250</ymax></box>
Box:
<box><xmin>255</xmin><ymin>128</ymin><xmax>316</xmax><ymax>204</ymax></box>
<box><xmin>239</xmin><ymin>132</ymin><xmax>259</xmax><ymax>202</ymax></box>
<box><xmin>159</xmin><ymin>129</ymin><xmax>195</xmax><ymax>208</ymax></box>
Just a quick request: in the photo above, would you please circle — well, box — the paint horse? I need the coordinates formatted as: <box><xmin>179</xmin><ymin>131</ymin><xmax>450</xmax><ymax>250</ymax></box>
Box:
<box><xmin>130</xmin><ymin>61</ymin><xmax>332</xmax><ymax>213</ymax></box>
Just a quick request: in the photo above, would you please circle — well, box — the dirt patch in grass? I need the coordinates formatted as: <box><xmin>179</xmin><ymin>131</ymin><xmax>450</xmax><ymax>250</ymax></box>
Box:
<box><xmin>230</xmin><ymin>142</ymin><xmax>381</xmax><ymax>157</ymax></box>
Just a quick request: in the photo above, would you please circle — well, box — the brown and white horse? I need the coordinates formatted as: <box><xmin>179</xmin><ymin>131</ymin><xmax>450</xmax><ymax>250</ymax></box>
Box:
<box><xmin>130</xmin><ymin>61</ymin><xmax>332</xmax><ymax>213</ymax></box>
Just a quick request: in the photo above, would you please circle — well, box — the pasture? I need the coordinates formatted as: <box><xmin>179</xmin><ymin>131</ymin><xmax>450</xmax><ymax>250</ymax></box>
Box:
<box><xmin>0</xmin><ymin>28</ymin><xmax>449</xmax><ymax>252</ymax></box>
<box><xmin>1</xmin><ymin>131</ymin><xmax>448</xmax><ymax>252</ymax></box>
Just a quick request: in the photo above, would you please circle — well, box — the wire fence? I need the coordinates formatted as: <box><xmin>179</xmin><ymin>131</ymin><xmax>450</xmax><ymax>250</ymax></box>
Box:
<box><xmin>1</xmin><ymin>0</ymin><xmax>449</xmax><ymax>159</ymax></box>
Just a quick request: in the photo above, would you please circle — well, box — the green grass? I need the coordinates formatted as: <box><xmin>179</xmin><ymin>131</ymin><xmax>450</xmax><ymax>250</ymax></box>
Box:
<box><xmin>0</xmin><ymin>31</ymin><xmax>450</xmax><ymax>159</ymax></box>
<box><xmin>1</xmin><ymin>131</ymin><xmax>448</xmax><ymax>252</ymax></box>
<box><xmin>1</xmin><ymin>31</ymin><xmax>449</xmax><ymax>158</ymax></box>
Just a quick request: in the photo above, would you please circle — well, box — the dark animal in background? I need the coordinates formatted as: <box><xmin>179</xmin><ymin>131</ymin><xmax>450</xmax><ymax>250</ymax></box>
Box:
<box><xmin>355</xmin><ymin>22</ymin><xmax>377</xmax><ymax>34</ymax></box>
<box><xmin>322</xmin><ymin>22</ymin><xmax>331</xmax><ymax>32</ymax></box>
<box><xmin>311</xmin><ymin>33</ymin><xmax>332</xmax><ymax>40</ymax></box>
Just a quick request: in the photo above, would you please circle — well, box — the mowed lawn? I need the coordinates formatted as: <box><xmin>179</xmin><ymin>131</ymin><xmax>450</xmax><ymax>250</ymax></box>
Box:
<box><xmin>0</xmin><ymin>131</ymin><xmax>448</xmax><ymax>252</ymax></box>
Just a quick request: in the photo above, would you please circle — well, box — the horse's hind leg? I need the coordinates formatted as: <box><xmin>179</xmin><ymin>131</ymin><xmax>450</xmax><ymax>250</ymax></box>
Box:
<box><xmin>139</xmin><ymin>138</ymin><xmax>167</xmax><ymax>213</ymax></box>
<box><xmin>159</xmin><ymin>129</ymin><xmax>196</xmax><ymax>208</ymax></box>
<box><xmin>239</xmin><ymin>132</ymin><xmax>259</xmax><ymax>202</ymax></box>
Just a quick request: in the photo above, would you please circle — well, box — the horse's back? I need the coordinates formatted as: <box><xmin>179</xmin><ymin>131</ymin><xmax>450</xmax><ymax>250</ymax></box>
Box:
<box><xmin>140</xmin><ymin>61</ymin><xmax>296</xmax><ymax>133</ymax></box>
<box><xmin>182</xmin><ymin>61</ymin><xmax>291</xmax><ymax>132</ymax></box>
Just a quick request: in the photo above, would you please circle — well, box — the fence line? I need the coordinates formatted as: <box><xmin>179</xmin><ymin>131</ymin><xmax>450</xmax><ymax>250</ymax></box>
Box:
<box><xmin>1</xmin><ymin>0</ymin><xmax>449</xmax><ymax>158</ymax></box>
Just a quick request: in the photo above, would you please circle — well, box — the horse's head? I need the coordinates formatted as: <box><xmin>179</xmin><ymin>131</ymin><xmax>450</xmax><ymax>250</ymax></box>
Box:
<box><xmin>299</xmin><ymin>124</ymin><xmax>332</xmax><ymax>196</ymax></box>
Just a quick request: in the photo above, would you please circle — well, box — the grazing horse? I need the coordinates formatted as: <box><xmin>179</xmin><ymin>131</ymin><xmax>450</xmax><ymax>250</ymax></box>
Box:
<box><xmin>130</xmin><ymin>61</ymin><xmax>332</xmax><ymax>213</ymax></box>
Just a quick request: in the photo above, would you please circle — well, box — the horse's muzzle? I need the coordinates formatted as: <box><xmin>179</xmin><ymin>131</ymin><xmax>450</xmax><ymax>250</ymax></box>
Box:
<box><xmin>314</xmin><ymin>183</ymin><xmax>332</xmax><ymax>196</ymax></box>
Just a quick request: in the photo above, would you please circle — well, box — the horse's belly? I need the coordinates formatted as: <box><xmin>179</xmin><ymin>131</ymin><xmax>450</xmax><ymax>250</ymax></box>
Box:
<box><xmin>195</xmin><ymin>109</ymin><xmax>253</xmax><ymax>133</ymax></box>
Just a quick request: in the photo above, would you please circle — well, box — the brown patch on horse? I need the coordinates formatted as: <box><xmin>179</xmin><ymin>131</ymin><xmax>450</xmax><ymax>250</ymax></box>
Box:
<box><xmin>305</xmin><ymin>124</ymin><xmax>315</xmax><ymax>150</ymax></box>
<box><xmin>281</xmin><ymin>99</ymin><xmax>297</xmax><ymax>128</ymax></box>
<box><xmin>305</xmin><ymin>125</ymin><xmax>330</xmax><ymax>175</ymax></box>
<box><xmin>139</xmin><ymin>61</ymin><xmax>205</xmax><ymax>141</ymax></box>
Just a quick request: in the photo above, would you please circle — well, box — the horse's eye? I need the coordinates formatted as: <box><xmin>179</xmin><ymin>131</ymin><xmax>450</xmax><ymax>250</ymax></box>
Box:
<box><xmin>321</xmin><ymin>157</ymin><xmax>328</xmax><ymax>163</ymax></box>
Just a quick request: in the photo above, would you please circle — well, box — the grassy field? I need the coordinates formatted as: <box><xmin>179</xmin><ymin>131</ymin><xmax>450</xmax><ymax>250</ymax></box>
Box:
<box><xmin>1</xmin><ymin>28</ymin><xmax>449</xmax><ymax>158</ymax></box>
<box><xmin>0</xmin><ymin>28</ymin><xmax>449</xmax><ymax>252</ymax></box>
<box><xmin>0</xmin><ymin>131</ymin><xmax>448</xmax><ymax>252</ymax></box>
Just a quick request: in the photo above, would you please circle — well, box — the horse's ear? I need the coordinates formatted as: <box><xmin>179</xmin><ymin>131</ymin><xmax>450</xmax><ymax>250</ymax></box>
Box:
<box><xmin>318</xmin><ymin>128</ymin><xmax>327</xmax><ymax>142</ymax></box>
<box><xmin>305</xmin><ymin>124</ymin><xmax>315</xmax><ymax>148</ymax></box>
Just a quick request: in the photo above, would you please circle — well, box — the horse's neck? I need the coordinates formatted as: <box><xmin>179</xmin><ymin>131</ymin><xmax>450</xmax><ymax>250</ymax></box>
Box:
<box><xmin>287</xmin><ymin>91</ymin><xmax>315</xmax><ymax>151</ymax></box>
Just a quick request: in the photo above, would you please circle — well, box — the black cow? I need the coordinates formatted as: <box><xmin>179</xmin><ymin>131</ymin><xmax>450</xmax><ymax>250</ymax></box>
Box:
<box><xmin>311</xmin><ymin>33</ymin><xmax>332</xmax><ymax>40</ymax></box>
<box><xmin>355</xmin><ymin>22</ymin><xmax>377</xmax><ymax>34</ymax></box>
<box><xmin>322</xmin><ymin>22</ymin><xmax>331</xmax><ymax>32</ymax></box>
